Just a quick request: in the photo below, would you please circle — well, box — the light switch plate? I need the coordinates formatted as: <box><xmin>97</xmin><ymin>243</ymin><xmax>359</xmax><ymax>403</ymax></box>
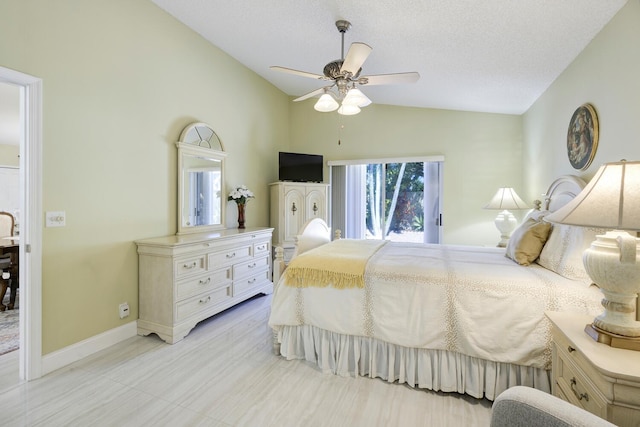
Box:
<box><xmin>45</xmin><ymin>211</ymin><xmax>66</xmax><ymax>227</ymax></box>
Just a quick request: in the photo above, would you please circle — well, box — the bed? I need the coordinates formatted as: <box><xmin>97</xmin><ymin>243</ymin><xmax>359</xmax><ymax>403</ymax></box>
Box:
<box><xmin>268</xmin><ymin>176</ymin><xmax>607</xmax><ymax>401</ymax></box>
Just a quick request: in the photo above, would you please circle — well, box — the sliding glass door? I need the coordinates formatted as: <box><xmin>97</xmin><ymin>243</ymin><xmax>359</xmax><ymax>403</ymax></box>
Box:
<box><xmin>330</xmin><ymin>157</ymin><xmax>443</xmax><ymax>243</ymax></box>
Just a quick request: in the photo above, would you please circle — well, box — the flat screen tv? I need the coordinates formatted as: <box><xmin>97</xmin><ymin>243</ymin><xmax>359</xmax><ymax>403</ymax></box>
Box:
<box><xmin>278</xmin><ymin>152</ymin><xmax>323</xmax><ymax>182</ymax></box>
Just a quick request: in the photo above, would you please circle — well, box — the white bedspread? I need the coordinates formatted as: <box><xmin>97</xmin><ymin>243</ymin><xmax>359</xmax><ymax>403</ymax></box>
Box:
<box><xmin>269</xmin><ymin>242</ymin><xmax>603</xmax><ymax>370</ymax></box>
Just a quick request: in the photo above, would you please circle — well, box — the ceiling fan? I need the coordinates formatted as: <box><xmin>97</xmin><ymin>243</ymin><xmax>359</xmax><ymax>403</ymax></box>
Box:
<box><xmin>270</xmin><ymin>20</ymin><xmax>420</xmax><ymax>115</ymax></box>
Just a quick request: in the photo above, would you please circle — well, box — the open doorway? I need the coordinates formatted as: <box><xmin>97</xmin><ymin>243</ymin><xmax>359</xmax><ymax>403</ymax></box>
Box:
<box><xmin>0</xmin><ymin>66</ymin><xmax>43</xmax><ymax>381</ymax></box>
<box><xmin>0</xmin><ymin>82</ymin><xmax>20</xmax><ymax>355</ymax></box>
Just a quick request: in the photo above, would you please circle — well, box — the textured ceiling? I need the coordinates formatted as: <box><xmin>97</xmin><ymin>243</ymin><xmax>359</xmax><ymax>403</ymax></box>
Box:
<box><xmin>151</xmin><ymin>0</ymin><xmax>627</xmax><ymax>115</ymax></box>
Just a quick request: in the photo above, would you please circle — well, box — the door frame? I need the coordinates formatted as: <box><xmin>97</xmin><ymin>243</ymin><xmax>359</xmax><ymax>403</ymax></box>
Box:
<box><xmin>0</xmin><ymin>66</ymin><xmax>43</xmax><ymax>380</ymax></box>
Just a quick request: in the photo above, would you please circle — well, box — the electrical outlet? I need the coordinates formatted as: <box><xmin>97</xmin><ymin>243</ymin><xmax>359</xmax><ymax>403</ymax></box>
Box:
<box><xmin>119</xmin><ymin>302</ymin><xmax>130</xmax><ymax>319</ymax></box>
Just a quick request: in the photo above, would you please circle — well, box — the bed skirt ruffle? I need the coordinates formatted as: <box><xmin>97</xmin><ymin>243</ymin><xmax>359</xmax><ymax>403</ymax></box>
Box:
<box><xmin>277</xmin><ymin>325</ymin><xmax>551</xmax><ymax>401</ymax></box>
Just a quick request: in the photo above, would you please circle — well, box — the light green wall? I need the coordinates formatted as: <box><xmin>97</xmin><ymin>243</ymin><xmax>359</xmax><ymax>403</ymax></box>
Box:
<box><xmin>0</xmin><ymin>144</ymin><xmax>19</xmax><ymax>167</ymax></box>
<box><xmin>289</xmin><ymin>102</ymin><xmax>524</xmax><ymax>245</ymax></box>
<box><xmin>1</xmin><ymin>0</ymin><xmax>529</xmax><ymax>354</ymax></box>
<box><xmin>523</xmin><ymin>0</ymin><xmax>640</xmax><ymax>197</ymax></box>
<box><xmin>0</xmin><ymin>0</ymin><xmax>289</xmax><ymax>354</ymax></box>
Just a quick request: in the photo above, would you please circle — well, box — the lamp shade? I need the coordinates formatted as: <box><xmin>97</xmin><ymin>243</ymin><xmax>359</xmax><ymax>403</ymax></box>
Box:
<box><xmin>545</xmin><ymin>160</ymin><xmax>640</xmax><ymax>231</ymax></box>
<box><xmin>337</xmin><ymin>104</ymin><xmax>361</xmax><ymax>116</ymax></box>
<box><xmin>314</xmin><ymin>93</ymin><xmax>339</xmax><ymax>112</ymax></box>
<box><xmin>342</xmin><ymin>88</ymin><xmax>372</xmax><ymax>107</ymax></box>
<box><xmin>483</xmin><ymin>187</ymin><xmax>529</xmax><ymax>210</ymax></box>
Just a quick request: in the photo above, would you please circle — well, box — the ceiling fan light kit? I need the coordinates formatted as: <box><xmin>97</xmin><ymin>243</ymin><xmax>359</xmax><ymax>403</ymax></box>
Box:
<box><xmin>271</xmin><ymin>20</ymin><xmax>419</xmax><ymax>116</ymax></box>
<box><xmin>342</xmin><ymin>87</ymin><xmax>371</xmax><ymax>107</ymax></box>
<box><xmin>314</xmin><ymin>93</ymin><xmax>339</xmax><ymax>112</ymax></box>
<box><xmin>337</xmin><ymin>104</ymin><xmax>361</xmax><ymax>116</ymax></box>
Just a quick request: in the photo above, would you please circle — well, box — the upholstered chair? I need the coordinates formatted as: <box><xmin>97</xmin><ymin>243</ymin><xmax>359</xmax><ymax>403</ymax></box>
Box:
<box><xmin>491</xmin><ymin>386</ymin><xmax>615</xmax><ymax>427</ymax></box>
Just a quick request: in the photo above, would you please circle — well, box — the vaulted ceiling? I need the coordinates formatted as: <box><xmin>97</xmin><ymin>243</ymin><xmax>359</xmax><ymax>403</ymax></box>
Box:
<box><xmin>152</xmin><ymin>0</ymin><xmax>627</xmax><ymax>115</ymax></box>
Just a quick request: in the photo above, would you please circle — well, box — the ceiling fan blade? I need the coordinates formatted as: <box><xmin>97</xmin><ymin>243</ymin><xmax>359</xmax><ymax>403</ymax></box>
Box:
<box><xmin>340</xmin><ymin>42</ymin><xmax>373</xmax><ymax>75</ymax></box>
<box><xmin>359</xmin><ymin>72</ymin><xmax>420</xmax><ymax>86</ymax></box>
<box><xmin>270</xmin><ymin>66</ymin><xmax>325</xmax><ymax>80</ymax></box>
<box><xmin>293</xmin><ymin>87</ymin><xmax>328</xmax><ymax>102</ymax></box>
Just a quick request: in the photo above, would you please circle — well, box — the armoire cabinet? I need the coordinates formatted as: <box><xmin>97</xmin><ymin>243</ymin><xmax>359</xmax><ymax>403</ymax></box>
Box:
<box><xmin>136</xmin><ymin>227</ymin><xmax>273</xmax><ymax>344</ymax></box>
<box><xmin>269</xmin><ymin>182</ymin><xmax>329</xmax><ymax>262</ymax></box>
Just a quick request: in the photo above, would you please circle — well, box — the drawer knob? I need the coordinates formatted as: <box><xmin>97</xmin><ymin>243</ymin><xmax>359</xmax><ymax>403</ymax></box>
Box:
<box><xmin>199</xmin><ymin>296</ymin><xmax>212</xmax><ymax>304</ymax></box>
<box><xmin>199</xmin><ymin>278</ymin><xmax>211</xmax><ymax>285</ymax></box>
<box><xmin>248</xmin><ymin>278</ymin><xmax>256</xmax><ymax>284</ymax></box>
<box><xmin>570</xmin><ymin>377</ymin><xmax>589</xmax><ymax>402</ymax></box>
<box><xmin>248</xmin><ymin>263</ymin><xmax>257</xmax><ymax>268</ymax></box>
<box><xmin>568</xmin><ymin>346</ymin><xmax>576</xmax><ymax>353</ymax></box>
<box><xmin>226</xmin><ymin>252</ymin><xmax>236</xmax><ymax>259</ymax></box>
<box><xmin>183</xmin><ymin>261</ymin><xmax>197</xmax><ymax>269</ymax></box>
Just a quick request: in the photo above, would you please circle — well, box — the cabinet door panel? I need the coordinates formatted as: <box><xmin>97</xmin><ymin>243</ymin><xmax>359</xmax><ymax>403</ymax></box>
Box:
<box><xmin>306</xmin><ymin>188</ymin><xmax>327</xmax><ymax>221</ymax></box>
<box><xmin>283</xmin><ymin>186</ymin><xmax>306</xmax><ymax>242</ymax></box>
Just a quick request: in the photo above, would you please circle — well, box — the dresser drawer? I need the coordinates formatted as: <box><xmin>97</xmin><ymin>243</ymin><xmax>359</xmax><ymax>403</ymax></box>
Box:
<box><xmin>234</xmin><ymin>270</ymin><xmax>270</xmax><ymax>296</ymax></box>
<box><xmin>175</xmin><ymin>255</ymin><xmax>207</xmax><ymax>278</ymax></box>
<box><xmin>552</xmin><ymin>328</ymin><xmax>614</xmax><ymax>397</ymax></box>
<box><xmin>233</xmin><ymin>255</ymin><xmax>269</xmax><ymax>279</ymax></box>
<box><xmin>176</xmin><ymin>267</ymin><xmax>232</xmax><ymax>300</ymax></box>
<box><xmin>253</xmin><ymin>241</ymin><xmax>270</xmax><ymax>256</ymax></box>
<box><xmin>208</xmin><ymin>245</ymin><xmax>251</xmax><ymax>268</ymax></box>
<box><xmin>175</xmin><ymin>285</ymin><xmax>232</xmax><ymax>322</ymax></box>
<box><xmin>555</xmin><ymin>343</ymin><xmax>608</xmax><ymax>418</ymax></box>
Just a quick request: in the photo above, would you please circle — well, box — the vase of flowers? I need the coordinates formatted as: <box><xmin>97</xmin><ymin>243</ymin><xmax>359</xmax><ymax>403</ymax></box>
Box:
<box><xmin>228</xmin><ymin>185</ymin><xmax>254</xmax><ymax>229</ymax></box>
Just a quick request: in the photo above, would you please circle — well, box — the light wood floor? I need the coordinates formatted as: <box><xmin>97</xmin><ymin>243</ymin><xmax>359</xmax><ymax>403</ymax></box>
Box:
<box><xmin>0</xmin><ymin>294</ymin><xmax>493</xmax><ymax>426</ymax></box>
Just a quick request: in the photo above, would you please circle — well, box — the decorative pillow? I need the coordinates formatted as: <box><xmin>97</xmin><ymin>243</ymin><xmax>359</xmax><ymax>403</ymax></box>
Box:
<box><xmin>505</xmin><ymin>218</ymin><xmax>553</xmax><ymax>266</ymax></box>
<box><xmin>537</xmin><ymin>224</ymin><xmax>607</xmax><ymax>284</ymax></box>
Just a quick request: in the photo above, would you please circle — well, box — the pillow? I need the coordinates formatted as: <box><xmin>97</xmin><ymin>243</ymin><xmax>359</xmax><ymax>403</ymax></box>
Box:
<box><xmin>524</xmin><ymin>209</ymin><xmax>550</xmax><ymax>222</ymax></box>
<box><xmin>505</xmin><ymin>218</ymin><xmax>553</xmax><ymax>266</ymax></box>
<box><xmin>290</xmin><ymin>235</ymin><xmax>330</xmax><ymax>260</ymax></box>
<box><xmin>536</xmin><ymin>224</ymin><xmax>606</xmax><ymax>284</ymax></box>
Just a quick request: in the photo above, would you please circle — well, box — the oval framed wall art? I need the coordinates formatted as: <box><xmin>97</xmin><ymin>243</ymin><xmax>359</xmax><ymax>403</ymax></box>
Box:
<box><xmin>566</xmin><ymin>103</ymin><xmax>599</xmax><ymax>171</ymax></box>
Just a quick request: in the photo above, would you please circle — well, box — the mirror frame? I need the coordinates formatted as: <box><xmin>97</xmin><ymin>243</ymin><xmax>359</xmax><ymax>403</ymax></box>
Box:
<box><xmin>177</xmin><ymin>123</ymin><xmax>227</xmax><ymax>235</ymax></box>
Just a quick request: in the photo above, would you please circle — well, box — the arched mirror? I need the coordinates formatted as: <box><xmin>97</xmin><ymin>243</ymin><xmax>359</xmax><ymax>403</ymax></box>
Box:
<box><xmin>177</xmin><ymin>123</ymin><xmax>227</xmax><ymax>235</ymax></box>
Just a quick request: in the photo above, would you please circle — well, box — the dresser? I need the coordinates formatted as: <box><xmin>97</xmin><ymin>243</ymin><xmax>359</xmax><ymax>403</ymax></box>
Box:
<box><xmin>136</xmin><ymin>227</ymin><xmax>273</xmax><ymax>344</ymax></box>
<box><xmin>547</xmin><ymin>311</ymin><xmax>640</xmax><ymax>426</ymax></box>
<box><xmin>269</xmin><ymin>182</ymin><xmax>329</xmax><ymax>263</ymax></box>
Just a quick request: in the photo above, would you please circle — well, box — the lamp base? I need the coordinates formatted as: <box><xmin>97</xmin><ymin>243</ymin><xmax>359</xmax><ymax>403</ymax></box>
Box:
<box><xmin>584</xmin><ymin>323</ymin><xmax>640</xmax><ymax>351</ymax></box>
<box><xmin>583</xmin><ymin>231</ymin><xmax>640</xmax><ymax>337</ymax></box>
<box><xmin>494</xmin><ymin>210</ymin><xmax>517</xmax><ymax>248</ymax></box>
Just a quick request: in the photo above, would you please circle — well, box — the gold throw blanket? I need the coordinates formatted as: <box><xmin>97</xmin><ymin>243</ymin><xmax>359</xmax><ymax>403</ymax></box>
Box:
<box><xmin>285</xmin><ymin>239</ymin><xmax>388</xmax><ymax>289</ymax></box>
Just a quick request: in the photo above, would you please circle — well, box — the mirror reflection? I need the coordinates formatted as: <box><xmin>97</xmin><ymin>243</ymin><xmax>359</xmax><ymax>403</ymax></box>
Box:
<box><xmin>177</xmin><ymin>123</ymin><xmax>226</xmax><ymax>235</ymax></box>
<box><xmin>182</xmin><ymin>154</ymin><xmax>222</xmax><ymax>227</ymax></box>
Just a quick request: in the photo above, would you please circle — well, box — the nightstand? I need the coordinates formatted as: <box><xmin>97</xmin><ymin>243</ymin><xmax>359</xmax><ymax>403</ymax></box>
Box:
<box><xmin>547</xmin><ymin>311</ymin><xmax>640</xmax><ymax>426</ymax></box>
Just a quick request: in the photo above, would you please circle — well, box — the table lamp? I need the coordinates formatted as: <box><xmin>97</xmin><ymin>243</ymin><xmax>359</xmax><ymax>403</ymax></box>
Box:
<box><xmin>545</xmin><ymin>160</ymin><xmax>640</xmax><ymax>341</ymax></box>
<box><xmin>484</xmin><ymin>187</ymin><xmax>529</xmax><ymax>247</ymax></box>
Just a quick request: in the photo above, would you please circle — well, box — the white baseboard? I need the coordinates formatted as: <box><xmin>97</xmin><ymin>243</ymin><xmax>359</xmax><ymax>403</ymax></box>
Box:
<box><xmin>41</xmin><ymin>321</ymin><xmax>138</xmax><ymax>375</ymax></box>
